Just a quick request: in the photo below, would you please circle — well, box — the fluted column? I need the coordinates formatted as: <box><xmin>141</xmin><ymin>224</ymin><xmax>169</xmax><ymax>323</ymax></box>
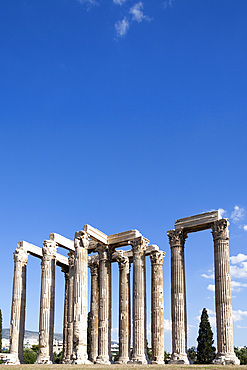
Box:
<box><xmin>62</xmin><ymin>271</ymin><xmax>69</xmax><ymax>363</ymax></box>
<box><xmin>212</xmin><ymin>219</ymin><xmax>240</xmax><ymax>365</ymax></box>
<box><xmin>116</xmin><ymin>255</ymin><xmax>131</xmax><ymax>364</ymax></box>
<box><xmin>72</xmin><ymin>231</ymin><xmax>89</xmax><ymax>364</ymax></box>
<box><xmin>167</xmin><ymin>229</ymin><xmax>189</xmax><ymax>364</ymax></box>
<box><xmin>132</xmin><ymin>237</ymin><xmax>148</xmax><ymax>364</ymax></box>
<box><xmin>9</xmin><ymin>243</ymin><xmax>28</xmax><ymax>364</ymax></box>
<box><xmin>36</xmin><ymin>240</ymin><xmax>57</xmax><ymax>364</ymax></box>
<box><xmin>150</xmin><ymin>250</ymin><xmax>165</xmax><ymax>364</ymax></box>
<box><xmin>65</xmin><ymin>253</ymin><xmax>74</xmax><ymax>363</ymax></box>
<box><xmin>95</xmin><ymin>245</ymin><xmax>111</xmax><ymax>365</ymax></box>
<box><xmin>89</xmin><ymin>261</ymin><xmax>99</xmax><ymax>363</ymax></box>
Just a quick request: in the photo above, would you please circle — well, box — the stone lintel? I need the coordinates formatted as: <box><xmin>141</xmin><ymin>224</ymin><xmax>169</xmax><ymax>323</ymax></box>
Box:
<box><xmin>50</xmin><ymin>233</ymin><xmax>75</xmax><ymax>251</ymax></box>
<box><xmin>108</xmin><ymin>230</ymin><xmax>142</xmax><ymax>246</ymax></box>
<box><xmin>83</xmin><ymin>224</ymin><xmax>108</xmax><ymax>244</ymax></box>
<box><xmin>175</xmin><ymin>210</ymin><xmax>221</xmax><ymax>233</ymax></box>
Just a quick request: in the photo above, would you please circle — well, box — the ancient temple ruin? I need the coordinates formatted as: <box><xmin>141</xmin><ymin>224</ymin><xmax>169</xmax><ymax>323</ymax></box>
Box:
<box><xmin>7</xmin><ymin>210</ymin><xmax>240</xmax><ymax>365</ymax></box>
<box><xmin>8</xmin><ymin>226</ymin><xmax>165</xmax><ymax>365</ymax></box>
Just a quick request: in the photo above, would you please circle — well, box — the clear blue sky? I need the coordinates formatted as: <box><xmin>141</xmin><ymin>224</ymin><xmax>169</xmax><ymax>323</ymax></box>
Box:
<box><xmin>1</xmin><ymin>0</ymin><xmax>247</xmax><ymax>352</ymax></box>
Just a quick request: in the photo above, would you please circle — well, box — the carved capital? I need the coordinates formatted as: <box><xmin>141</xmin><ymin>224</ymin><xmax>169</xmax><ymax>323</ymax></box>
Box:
<box><xmin>131</xmin><ymin>236</ymin><xmax>149</xmax><ymax>254</ymax></box>
<box><xmin>167</xmin><ymin>229</ymin><xmax>187</xmax><ymax>248</ymax></box>
<box><xmin>150</xmin><ymin>250</ymin><xmax>165</xmax><ymax>265</ymax></box>
<box><xmin>68</xmin><ymin>253</ymin><xmax>75</xmax><ymax>268</ymax></box>
<box><xmin>89</xmin><ymin>261</ymin><xmax>99</xmax><ymax>276</ymax></box>
<box><xmin>42</xmin><ymin>240</ymin><xmax>57</xmax><ymax>261</ymax></box>
<box><xmin>74</xmin><ymin>230</ymin><xmax>89</xmax><ymax>249</ymax></box>
<box><xmin>96</xmin><ymin>244</ymin><xmax>110</xmax><ymax>261</ymax></box>
<box><xmin>212</xmin><ymin>218</ymin><xmax>229</xmax><ymax>240</ymax></box>
<box><xmin>116</xmin><ymin>255</ymin><xmax>130</xmax><ymax>271</ymax></box>
<box><xmin>14</xmin><ymin>245</ymin><xmax>28</xmax><ymax>265</ymax></box>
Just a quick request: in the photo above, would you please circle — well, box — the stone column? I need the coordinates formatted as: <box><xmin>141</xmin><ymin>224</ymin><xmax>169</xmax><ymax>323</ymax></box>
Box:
<box><xmin>36</xmin><ymin>240</ymin><xmax>57</xmax><ymax>364</ymax></box>
<box><xmin>167</xmin><ymin>229</ymin><xmax>189</xmax><ymax>364</ymax></box>
<box><xmin>132</xmin><ymin>237</ymin><xmax>148</xmax><ymax>364</ymax></box>
<box><xmin>9</xmin><ymin>243</ymin><xmax>28</xmax><ymax>364</ymax></box>
<box><xmin>212</xmin><ymin>219</ymin><xmax>240</xmax><ymax>365</ymax></box>
<box><xmin>89</xmin><ymin>261</ymin><xmax>99</xmax><ymax>363</ymax></box>
<box><xmin>116</xmin><ymin>255</ymin><xmax>131</xmax><ymax>364</ymax></box>
<box><xmin>72</xmin><ymin>231</ymin><xmax>89</xmax><ymax>364</ymax></box>
<box><xmin>65</xmin><ymin>253</ymin><xmax>74</xmax><ymax>363</ymax></box>
<box><xmin>95</xmin><ymin>245</ymin><xmax>111</xmax><ymax>365</ymax></box>
<box><xmin>62</xmin><ymin>271</ymin><xmax>69</xmax><ymax>363</ymax></box>
<box><xmin>150</xmin><ymin>250</ymin><xmax>165</xmax><ymax>364</ymax></box>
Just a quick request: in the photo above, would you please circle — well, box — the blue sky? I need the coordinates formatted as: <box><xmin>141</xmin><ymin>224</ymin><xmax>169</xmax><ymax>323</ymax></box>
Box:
<box><xmin>0</xmin><ymin>0</ymin><xmax>247</xmax><ymax>353</ymax></box>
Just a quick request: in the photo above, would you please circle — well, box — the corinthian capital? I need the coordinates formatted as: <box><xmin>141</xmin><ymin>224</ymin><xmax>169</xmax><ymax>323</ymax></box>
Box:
<box><xmin>150</xmin><ymin>251</ymin><xmax>165</xmax><ymax>265</ymax></box>
<box><xmin>68</xmin><ymin>252</ymin><xmax>75</xmax><ymax>268</ymax></box>
<box><xmin>74</xmin><ymin>230</ymin><xmax>89</xmax><ymax>249</ymax></box>
<box><xmin>42</xmin><ymin>240</ymin><xmax>57</xmax><ymax>260</ymax></box>
<box><xmin>131</xmin><ymin>236</ymin><xmax>149</xmax><ymax>254</ymax></box>
<box><xmin>89</xmin><ymin>261</ymin><xmax>99</xmax><ymax>276</ymax></box>
<box><xmin>116</xmin><ymin>254</ymin><xmax>130</xmax><ymax>271</ymax></box>
<box><xmin>14</xmin><ymin>244</ymin><xmax>28</xmax><ymax>264</ymax></box>
<box><xmin>167</xmin><ymin>229</ymin><xmax>187</xmax><ymax>248</ymax></box>
<box><xmin>212</xmin><ymin>219</ymin><xmax>229</xmax><ymax>240</ymax></box>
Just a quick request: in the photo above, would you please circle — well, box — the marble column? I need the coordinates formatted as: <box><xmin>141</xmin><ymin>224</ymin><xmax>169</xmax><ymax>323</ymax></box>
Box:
<box><xmin>65</xmin><ymin>253</ymin><xmax>74</xmax><ymax>363</ymax></box>
<box><xmin>36</xmin><ymin>240</ymin><xmax>57</xmax><ymax>364</ymax></box>
<box><xmin>9</xmin><ymin>243</ymin><xmax>28</xmax><ymax>364</ymax></box>
<box><xmin>150</xmin><ymin>251</ymin><xmax>165</xmax><ymax>364</ymax></box>
<box><xmin>116</xmin><ymin>255</ymin><xmax>131</xmax><ymax>364</ymax></box>
<box><xmin>62</xmin><ymin>271</ymin><xmax>69</xmax><ymax>363</ymax></box>
<box><xmin>132</xmin><ymin>237</ymin><xmax>148</xmax><ymax>364</ymax></box>
<box><xmin>212</xmin><ymin>219</ymin><xmax>240</xmax><ymax>365</ymax></box>
<box><xmin>72</xmin><ymin>231</ymin><xmax>89</xmax><ymax>364</ymax></box>
<box><xmin>167</xmin><ymin>229</ymin><xmax>189</xmax><ymax>364</ymax></box>
<box><xmin>95</xmin><ymin>245</ymin><xmax>112</xmax><ymax>365</ymax></box>
<box><xmin>89</xmin><ymin>261</ymin><xmax>99</xmax><ymax>363</ymax></box>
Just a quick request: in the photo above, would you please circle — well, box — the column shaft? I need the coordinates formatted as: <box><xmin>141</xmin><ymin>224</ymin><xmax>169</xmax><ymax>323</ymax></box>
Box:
<box><xmin>95</xmin><ymin>246</ymin><xmax>111</xmax><ymax>364</ymax></box>
<box><xmin>132</xmin><ymin>237</ymin><xmax>148</xmax><ymax>364</ymax></box>
<box><xmin>167</xmin><ymin>230</ymin><xmax>189</xmax><ymax>364</ymax></box>
<box><xmin>62</xmin><ymin>272</ymin><xmax>69</xmax><ymax>363</ymax></box>
<box><xmin>36</xmin><ymin>241</ymin><xmax>56</xmax><ymax>364</ymax></box>
<box><xmin>116</xmin><ymin>255</ymin><xmax>131</xmax><ymax>364</ymax></box>
<box><xmin>65</xmin><ymin>253</ymin><xmax>74</xmax><ymax>363</ymax></box>
<box><xmin>72</xmin><ymin>231</ymin><xmax>89</xmax><ymax>364</ymax></box>
<box><xmin>212</xmin><ymin>219</ymin><xmax>240</xmax><ymax>365</ymax></box>
<box><xmin>151</xmin><ymin>251</ymin><xmax>165</xmax><ymax>364</ymax></box>
<box><xmin>9</xmin><ymin>244</ymin><xmax>28</xmax><ymax>364</ymax></box>
<box><xmin>89</xmin><ymin>261</ymin><xmax>99</xmax><ymax>362</ymax></box>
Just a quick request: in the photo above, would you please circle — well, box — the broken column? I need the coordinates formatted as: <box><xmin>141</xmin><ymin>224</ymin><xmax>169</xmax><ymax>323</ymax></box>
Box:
<box><xmin>212</xmin><ymin>219</ymin><xmax>240</xmax><ymax>365</ymax></box>
<box><xmin>9</xmin><ymin>243</ymin><xmax>28</xmax><ymax>364</ymax></box>
<box><xmin>150</xmin><ymin>250</ymin><xmax>165</xmax><ymax>364</ymax></box>
<box><xmin>132</xmin><ymin>237</ymin><xmax>148</xmax><ymax>364</ymax></box>
<box><xmin>72</xmin><ymin>231</ymin><xmax>89</xmax><ymax>364</ymax></box>
<box><xmin>36</xmin><ymin>240</ymin><xmax>57</xmax><ymax>364</ymax></box>
<box><xmin>116</xmin><ymin>254</ymin><xmax>131</xmax><ymax>364</ymax></box>
<box><xmin>167</xmin><ymin>229</ymin><xmax>189</xmax><ymax>364</ymax></box>
<box><xmin>89</xmin><ymin>261</ymin><xmax>99</xmax><ymax>363</ymax></box>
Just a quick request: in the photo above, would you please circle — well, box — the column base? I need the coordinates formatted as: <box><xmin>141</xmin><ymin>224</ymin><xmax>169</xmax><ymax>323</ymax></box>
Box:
<box><xmin>116</xmin><ymin>357</ymin><xmax>130</xmax><ymax>364</ymax></box>
<box><xmin>213</xmin><ymin>352</ymin><xmax>240</xmax><ymax>365</ymax></box>
<box><xmin>152</xmin><ymin>358</ymin><xmax>165</xmax><ymax>364</ymax></box>
<box><xmin>95</xmin><ymin>355</ymin><xmax>111</xmax><ymax>365</ymax></box>
<box><xmin>168</xmin><ymin>353</ymin><xmax>190</xmax><ymax>364</ymax></box>
<box><xmin>72</xmin><ymin>359</ymin><xmax>92</xmax><ymax>364</ymax></box>
<box><xmin>35</xmin><ymin>357</ymin><xmax>53</xmax><ymax>364</ymax></box>
<box><xmin>3</xmin><ymin>354</ymin><xmax>21</xmax><ymax>365</ymax></box>
<box><xmin>131</xmin><ymin>355</ymin><xmax>148</xmax><ymax>364</ymax></box>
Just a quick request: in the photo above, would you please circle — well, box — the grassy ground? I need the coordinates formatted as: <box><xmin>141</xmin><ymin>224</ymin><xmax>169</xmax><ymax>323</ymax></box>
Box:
<box><xmin>2</xmin><ymin>365</ymin><xmax>247</xmax><ymax>370</ymax></box>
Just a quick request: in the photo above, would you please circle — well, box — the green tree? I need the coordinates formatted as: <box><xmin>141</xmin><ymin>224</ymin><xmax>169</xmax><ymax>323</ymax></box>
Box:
<box><xmin>235</xmin><ymin>347</ymin><xmax>247</xmax><ymax>365</ymax></box>
<box><xmin>197</xmin><ymin>308</ymin><xmax>216</xmax><ymax>364</ymax></box>
<box><xmin>146</xmin><ymin>340</ymin><xmax>152</xmax><ymax>362</ymax></box>
<box><xmin>0</xmin><ymin>309</ymin><xmax>2</xmax><ymax>353</ymax></box>
<box><xmin>164</xmin><ymin>350</ymin><xmax>171</xmax><ymax>364</ymax></box>
<box><xmin>188</xmin><ymin>346</ymin><xmax>197</xmax><ymax>364</ymax></box>
<box><xmin>53</xmin><ymin>351</ymin><xmax>63</xmax><ymax>364</ymax></box>
<box><xmin>23</xmin><ymin>348</ymin><xmax>37</xmax><ymax>364</ymax></box>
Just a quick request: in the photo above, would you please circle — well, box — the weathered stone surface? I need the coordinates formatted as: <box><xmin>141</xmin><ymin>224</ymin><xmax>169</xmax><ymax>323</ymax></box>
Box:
<box><xmin>167</xmin><ymin>230</ymin><xmax>189</xmax><ymax>365</ymax></box>
<box><xmin>89</xmin><ymin>261</ymin><xmax>99</xmax><ymax>363</ymax></box>
<box><xmin>36</xmin><ymin>240</ymin><xmax>57</xmax><ymax>364</ymax></box>
<box><xmin>62</xmin><ymin>272</ymin><xmax>69</xmax><ymax>363</ymax></box>
<box><xmin>95</xmin><ymin>245</ymin><xmax>112</xmax><ymax>365</ymax></box>
<box><xmin>50</xmin><ymin>233</ymin><xmax>75</xmax><ymax>251</ymax></box>
<box><xmin>108</xmin><ymin>230</ymin><xmax>142</xmax><ymax>246</ymax></box>
<box><xmin>65</xmin><ymin>253</ymin><xmax>74</xmax><ymax>363</ymax></box>
<box><xmin>9</xmin><ymin>244</ymin><xmax>28</xmax><ymax>365</ymax></box>
<box><xmin>150</xmin><ymin>251</ymin><xmax>165</xmax><ymax>364</ymax></box>
<box><xmin>175</xmin><ymin>210</ymin><xmax>221</xmax><ymax>233</ymax></box>
<box><xmin>212</xmin><ymin>219</ymin><xmax>240</xmax><ymax>365</ymax></box>
<box><xmin>72</xmin><ymin>231</ymin><xmax>89</xmax><ymax>364</ymax></box>
<box><xmin>131</xmin><ymin>237</ymin><xmax>149</xmax><ymax>364</ymax></box>
<box><xmin>83</xmin><ymin>224</ymin><xmax>108</xmax><ymax>245</ymax></box>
